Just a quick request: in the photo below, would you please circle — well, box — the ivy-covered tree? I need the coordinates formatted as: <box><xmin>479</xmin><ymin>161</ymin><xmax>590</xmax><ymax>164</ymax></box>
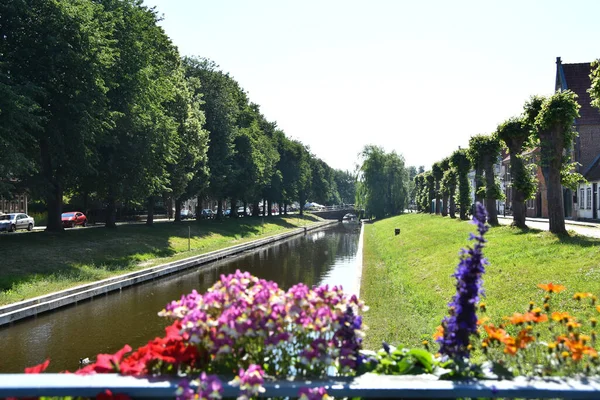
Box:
<box><xmin>532</xmin><ymin>91</ymin><xmax>580</xmax><ymax>234</ymax></box>
<box><xmin>467</xmin><ymin>137</ymin><xmax>485</xmax><ymax>205</ymax></box>
<box><xmin>414</xmin><ymin>174</ymin><xmax>424</xmax><ymax>213</ymax></box>
<box><xmin>424</xmin><ymin>171</ymin><xmax>435</xmax><ymax>214</ymax></box>
<box><xmin>441</xmin><ymin>167</ymin><xmax>457</xmax><ymax>218</ymax></box>
<box><xmin>497</xmin><ymin>117</ymin><xmax>536</xmax><ymax>228</ymax></box>
<box><xmin>438</xmin><ymin>158</ymin><xmax>451</xmax><ymax>217</ymax></box>
<box><xmin>450</xmin><ymin>148</ymin><xmax>471</xmax><ymax>220</ymax></box>
<box><xmin>468</xmin><ymin>134</ymin><xmax>502</xmax><ymax>225</ymax></box>
<box><xmin>431</xmin><ymin>162</ymin><xmax>444</xmax><ymax>215</ymax></box>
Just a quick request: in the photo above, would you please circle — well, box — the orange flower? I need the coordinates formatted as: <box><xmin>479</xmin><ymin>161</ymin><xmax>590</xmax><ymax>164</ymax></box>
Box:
<box><xmin>504</xmin><ymin>312</ymin><xmax>526</xmax><ymax>325</ymax></box>
<box><xmin>433</xmin><ymin>325</ymin><xmax>444</xmax><ymax>340</ymax></box>
<box><xmin>477</xmin><ymin>317</ymin><xmax>490</xmax><ymax>325</ymax></box>
<box><xmin>537</xmin><ymin>283</ymin><xmax>566</xmax><ymax>293</ymax></box>
<box><xmin>552</xmin><ymin>311</ymin><xmax>572</xmax><ymax>322</ymax></box>
<box><xmin>483</xmin><ymin>324</ymin><xmax>508</xmax><ymax>343</ymax></box>
<box><xmin>573</xmin><ymin>292</ymin><xmax>594</xmax><ymax>300</ymax></box>
<box><xmin>525</xmin><ymin>310</ymin><xmax>548</xmax><ymax>324</ymax></box>
<box><xmin>503</xmin><ymin>329</ymin><xmax>535</xmax><ymax>355</ymax></box>
<box><xmin>563</xmin><ymin>334</ymin><xmax>598</xmax><ymax>361</ymax></box>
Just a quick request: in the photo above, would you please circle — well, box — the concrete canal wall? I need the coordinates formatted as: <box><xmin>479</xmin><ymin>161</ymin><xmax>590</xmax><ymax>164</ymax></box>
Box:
<box><xmin>0</xmin><ymin>221</ymin><xmax>337</xmax><ymax>327</ymax></box>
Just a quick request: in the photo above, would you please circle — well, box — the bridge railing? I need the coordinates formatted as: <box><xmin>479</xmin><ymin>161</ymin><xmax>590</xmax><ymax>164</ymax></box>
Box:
<box><xmin>1</xmin><ymin>373</ymin><xmax>600</xmax><ymax>399</ymax></box>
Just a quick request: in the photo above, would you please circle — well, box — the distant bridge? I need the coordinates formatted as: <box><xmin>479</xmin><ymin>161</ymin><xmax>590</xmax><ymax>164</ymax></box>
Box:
<box><xmin>309</xmin><ymin>205</ymin><xmax>359</xmax><ymax>221</ymax></box>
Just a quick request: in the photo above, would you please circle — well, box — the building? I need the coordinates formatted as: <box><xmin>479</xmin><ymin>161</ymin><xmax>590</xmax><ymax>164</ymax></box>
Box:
<box><xmin>0</xmin><ymin>193</ymin><xmax>28</xmax><ymax>214</ymax></box>
<box><xmin>556</xmin><ymin>57</ymin><xmax>600</xmax><ymax>220</ymax></box>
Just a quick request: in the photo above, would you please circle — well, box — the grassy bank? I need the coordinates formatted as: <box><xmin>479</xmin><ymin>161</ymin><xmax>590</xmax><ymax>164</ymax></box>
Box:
<box><xmin>360</xmin><ymin>213</ymin><xmax>600</xmax><ymax>350</ymax></box>
<box><xmin>0</xmin><ymin>215</ymin><xmax>321</xmax><ymax>306</ymax></box>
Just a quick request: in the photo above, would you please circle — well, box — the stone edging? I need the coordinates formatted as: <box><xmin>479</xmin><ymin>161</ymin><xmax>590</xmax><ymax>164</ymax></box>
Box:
<box><xmin>354</xmin><ymin>222</ymin><xmax>365</xmax><ymax>296</ymax></box>
<box><xmin>0</xmin><ymin>220</ymin><xmax>337</xmax><ymax>327</ymax></box>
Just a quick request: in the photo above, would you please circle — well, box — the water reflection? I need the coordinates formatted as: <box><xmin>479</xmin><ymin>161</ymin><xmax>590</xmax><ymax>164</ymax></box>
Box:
<box><xmin>0</xmin><ymin>223</ymin><xmax>360</xmax><ymax>373</ymax></box>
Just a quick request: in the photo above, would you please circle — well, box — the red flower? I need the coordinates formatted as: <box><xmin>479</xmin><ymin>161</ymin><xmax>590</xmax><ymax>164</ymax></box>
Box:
<box><xmin>96</xmin><ymin>389</ymin><xmax>131</xmax><ymax>400</ymax></box>
<box><xmin>77</xmin><ymin>345</ymin><xmax>132</xmax><ymax>375</ymax></box>
<box><xmin>24</xmin><ymin>359</ymin><xmax>50</xmax><ymax>374</ymax></box>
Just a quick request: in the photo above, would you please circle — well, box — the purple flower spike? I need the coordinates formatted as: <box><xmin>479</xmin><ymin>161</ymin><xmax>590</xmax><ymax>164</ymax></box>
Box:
<box><xmin>438</xmin><ymin>202</ymin><xmax>489</xmax><ymax>359</ymax></box>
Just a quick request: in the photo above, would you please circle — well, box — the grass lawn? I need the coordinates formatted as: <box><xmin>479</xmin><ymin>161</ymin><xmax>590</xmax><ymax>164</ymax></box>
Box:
<box><xmin>0</xmin><ymin>214</ymin><xmax>321</xmax><ymax>306</ymax></box>
<box><xmin>360</xmin><ymin>213</ymin><xmax>600</xmax><ymax>350</ymax></box>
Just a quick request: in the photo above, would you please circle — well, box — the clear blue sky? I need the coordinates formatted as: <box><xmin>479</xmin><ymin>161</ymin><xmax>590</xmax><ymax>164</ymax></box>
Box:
<box><xmin>144</xmin><ymin>0</ymin><xmax>600</xmax><ymax>172</ymax></box>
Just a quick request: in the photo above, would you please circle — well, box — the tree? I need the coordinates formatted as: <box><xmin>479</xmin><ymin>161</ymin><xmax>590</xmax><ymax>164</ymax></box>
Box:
<box><xmin>357</xmin><ymin>145</ymin><xmax>408</xmax><ymax>219</ymax></box>
<box><xmin>333</xmin><ymin>170</ymin><xmax>356</xmax><ymax>205</ymax></box>
<box><xmin>431</xmin><ymin>162</ymin><xmax>443</xmax><ymax>214</ymax></box>
<box><xmin>167</xmin><ymin>73</ymin><xmax>209</xmax><ymax>223</ymax></box>
<box><xmin>407</xmin><ymin>166</ymin><xmax>418</xmax><ymax>209</ymax></box>
<box><xmin>414</xmin><ymin>174</ymin><xmax>424</xmax><ymax>213</ymax></box>
<box><xmin>438</xmin><ymin>158</ymin><xmax>451</xmax><ymax>217</ymax></box>
<box><xmin>424</xmin><ymin>171</ymin><xmax>435</xmax><ymax>214</ymax></box>
<box><xmin>497</xmin><ymin>117</ymin><xmax>536</xmax><ymax>228</ymax></box>
<box><xmin>468</xmin><ymin>134</ymin><xmax>502</xmax><ymax>225</ymax></box>
<box><xmin>467</xmin><ymin>137</ymin><xmax>485</xmax><ymax>205</ymax></box>
<box><xmin>441</xmin><ymin>167</ymin><xmax>458</xmax><ymax>218</ymax></box>
<box><xmin>450</xmin><ymin>149</ymin><xmax>471</xmax><ymax>220</ymax></box>
<box><xmin>184</xmin><ymin>57</ymin><xmax>242</xmax><ymax>220</ymax></box>
<box><xmin>532</xmin><ymin>91</ymin><xmax>580</xmax><ymax>234</ymax></box>
<box><xmin>1</xmin><ymin>0</ymin><xmax>114</xmax><ymax>231</ymax></box>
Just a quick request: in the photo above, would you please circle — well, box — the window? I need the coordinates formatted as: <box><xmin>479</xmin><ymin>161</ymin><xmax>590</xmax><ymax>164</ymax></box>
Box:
<box><xmin>587</xmin><ymin>188</ymin><xmax>592</xmax><ymax>209</ymax></box>
<box><xmin>580</xmin><ymin>188</ymin><xmax>585</xmax><ymax>209</ymax></box>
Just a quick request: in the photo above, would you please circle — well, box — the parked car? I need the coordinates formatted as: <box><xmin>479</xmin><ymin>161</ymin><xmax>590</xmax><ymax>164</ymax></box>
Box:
<box><xmin>61</xmin><ymin>211</ymin><xmax>87</xmax><ymax>228</ymax></box>
<box><xmin>0</xmin><ymin>213</ymin><xmax>35</xmax><ymax>232</ymax></box>
<box><xmin>200</xmin><ymin>209</ymin><xmax>215</xmax><ymax>219</ymax></box>
<box><xmin>180</xmin><ymin>209</ymin><xmax>194</xmax><ymax>220</ymax></box>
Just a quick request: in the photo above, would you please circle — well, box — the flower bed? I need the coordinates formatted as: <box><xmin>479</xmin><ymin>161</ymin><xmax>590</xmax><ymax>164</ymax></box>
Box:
<box><xmin>7</xmin><ymin>203</ymin><xmax>600</xmax><ymax>399</ymax></box>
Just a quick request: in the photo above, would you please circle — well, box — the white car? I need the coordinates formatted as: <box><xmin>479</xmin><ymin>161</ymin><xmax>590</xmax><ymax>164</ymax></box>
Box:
<box><xmin>0</xmin><ymin>213</ymin><xmax>35</xmax><ymax>232</ymax></box>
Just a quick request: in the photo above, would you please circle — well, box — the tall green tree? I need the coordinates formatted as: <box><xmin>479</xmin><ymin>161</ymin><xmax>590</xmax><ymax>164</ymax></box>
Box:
<box><xmin>431</xmin><ymin>162</ymin><xmax>443</xmax><ymax>214</ymax></box>
<box><xmin>183</xmin><ymin>57</ymin><xmax>241</xmax><ymax>220</ymax></box>
<box><xmin>333</xmin><ymin>170</ymin><xmax>356</xmax><ymax>205</ymax></box>
<box><xmin>450</xmin><ymin>148</ymin><xmax>471</xmax><ymax>220</ymax></box>
<box><xmin>1</xmin><ymin>0</ymin><xmax>114</xmax><ymax>231</ymax></box>
<box><xmin>590</xmin><ymin>59</ymin><xmax>600</xmax><ymax>109</ymax></box>
<box><xmin>468</xmin><ymin>134</ymin><xmax>502</xmax><ymax>225</ymax></box>
<box><xmin>532</xmin><ymin>91</ymin><xmax>580</xmax><ymax>234</ymax></box>
<box><xmin>497</xmin><ymin>117</ymin><xmax>537</xmax><ymax>229</ymax></box>
<box><xmin>441</xmin><ymin>167</ymin><xmax>457</xmax><ymax>218</ymax></box>
<box><xmin>438</xmin><ymin>158</ymin><xmax>451</xmax><ymax>217</ymax></box>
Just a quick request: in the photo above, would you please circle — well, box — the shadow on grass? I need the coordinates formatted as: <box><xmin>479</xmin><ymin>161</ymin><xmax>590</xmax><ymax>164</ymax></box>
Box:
<box><xmin>0</xmin><ymin>215</ymin><xmax>313</xmax><ymax>297</ymax></box>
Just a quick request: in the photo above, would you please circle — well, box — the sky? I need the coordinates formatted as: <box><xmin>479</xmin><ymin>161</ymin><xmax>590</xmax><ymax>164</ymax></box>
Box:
<box><xmin>143</xmin><ymin>0</ymin><xmax>600</xmax><ymax>172</ymax></box>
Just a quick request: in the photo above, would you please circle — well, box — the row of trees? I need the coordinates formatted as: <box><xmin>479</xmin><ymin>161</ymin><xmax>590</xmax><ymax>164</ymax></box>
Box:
<box><xmin>0</xmin><ymin>0</ymin><xmax>355</xmax><ymax>231</ymax></box>
<box><xmin>414</xmin><ymin>90</ymin><xmax>582</xmax><ymax>234</ymax></box>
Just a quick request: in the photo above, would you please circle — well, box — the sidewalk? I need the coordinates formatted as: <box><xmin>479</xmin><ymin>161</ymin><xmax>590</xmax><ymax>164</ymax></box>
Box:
<box><xmin>498</xmin><ymin>215</ymin><xmax>600</xmax><ymax>229</ymax></box>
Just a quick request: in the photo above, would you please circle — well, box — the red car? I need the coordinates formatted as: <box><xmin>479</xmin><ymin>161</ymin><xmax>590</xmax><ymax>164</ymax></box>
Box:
<box><xmin>61</xmin><ymin>211</ymin><xmax>88</xmax><ymax>228</ymax></box>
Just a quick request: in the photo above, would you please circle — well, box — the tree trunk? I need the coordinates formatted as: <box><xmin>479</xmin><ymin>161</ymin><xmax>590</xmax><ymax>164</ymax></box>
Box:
<box><xmin>216</xmin><ymin>198</ymin><xmax>223</xmax><ymax>220</ymax></box>
<box><xmin>106</xmin><ymin>194</ymin><xmax>117</xmax><ymax>229</ymax></box>
<box><xmin>45</xmin><ymin>181</ymin><xmax>63</xmax><ymax>232</ymax></box>
<box><xmin>262</xmin><ymin>199</ymin><xmax>267</xmax><ymax>216</ymax></box>
<box><xmin>231</xmin><ymin>197</ymin><xmax>238</xmax><ymax>218</ymax></box>
<box><xmin>449</xmin><ymin>184</ymin><xmax>456</xmax><ymax>218</ymax></box>
<box><xmin>428</xmin><ymin>186</ymin><xmax>435</xmax><ymax>214</ymax></box>
<box><xmin>243</xmin><ymin>201</ymin><xmax>248</xmax><ymax>217</ymax></box>
<box><xmin>475</xmin><ymin>166</ymin><xmax>484</xmax><ymax>204</ymax></box>
<box><xmin>267</xmin><ymin>199</ymin><xmax>272</xmax><ymax>216</ymax></box>
<box><xmin>174</xmin><ymin>198</ymin><xmax>182</xmax><ymax>222</ymax></box>
<box><xmin>483</xmin><ymin>160</ymin><xmax>499</xmax><ymax>226</ymax></box>
<box><xmin>252</xmin><ymin>201</ymin><xmax>260</xmax><ymax>217</ymax></box>
<box><xmin>435</xmin><ymin>181</ymin><xmax>441</xmax><ymax>215</ymax></box>
<box><xmin>442</xmin><ymin>195</ymin><xmax>448</xmax><ymax>217</ymax></box>
<box><xmin>507</xmin><ymin>149</ymin><xmax>527</xmax><ymax>229</ymax></box>
<box><xmin>541</xmin><ymin>127</ymin><xmax>567</xmax><ymax>234</ymax></box>
<box><xmin>284</xmin><ymin>202</ymin><xmax>288</xmax><ymax>215</ymax></box>
<box><xmin>147</xmin><ymin>196</ymin><xmax>155</xmax><ymax>226</ymax></box>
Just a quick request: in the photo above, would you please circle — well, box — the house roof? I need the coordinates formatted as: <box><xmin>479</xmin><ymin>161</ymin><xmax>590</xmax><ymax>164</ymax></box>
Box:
<box><xmin>583</xmin><ymin>154</ymin><xmax>600</xmax><ymax>181</ymax></box>
<box><xmin>557</xmin><ymin>60</ymin><xmax>600</xmax><ymax>125</ymax></box>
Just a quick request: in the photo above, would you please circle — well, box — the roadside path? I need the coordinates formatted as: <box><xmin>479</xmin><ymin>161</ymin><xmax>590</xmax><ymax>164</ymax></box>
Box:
<box><xmin>497</xmin><ymin>216</ymin><xmax>600</xmax><ymax>238</ymax></box>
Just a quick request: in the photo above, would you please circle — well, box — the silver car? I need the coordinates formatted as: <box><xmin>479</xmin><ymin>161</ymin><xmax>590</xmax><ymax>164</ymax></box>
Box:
<box><xmin>0</xmin><ymin>213</ymin><xmax>35</xmax><ymax>232</ymax></box>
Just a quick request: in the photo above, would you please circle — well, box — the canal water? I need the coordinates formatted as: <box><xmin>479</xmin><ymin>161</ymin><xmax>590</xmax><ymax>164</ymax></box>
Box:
<box><xmin>0</xmin><ymin>223</ymin><xmax>361</xmax><ymax>373</ymax></box>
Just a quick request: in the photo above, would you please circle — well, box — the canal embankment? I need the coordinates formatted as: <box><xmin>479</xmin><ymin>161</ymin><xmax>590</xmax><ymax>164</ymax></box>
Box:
<box><xmin>0</xmin><ymin>222</ymin><xmax>361</xmax><ymax>372</ymax></box>
<box><xmin>0</xmin><ymin>217</ymin><xmax>335</xmax><ymax>326</ymax></box>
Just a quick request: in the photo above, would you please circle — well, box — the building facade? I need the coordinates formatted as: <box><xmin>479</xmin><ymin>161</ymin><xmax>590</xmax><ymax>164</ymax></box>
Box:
<box><xmin>556</xmin><ymin>57</ymin><xmax>600</xmax><ymax>220</ymax></box>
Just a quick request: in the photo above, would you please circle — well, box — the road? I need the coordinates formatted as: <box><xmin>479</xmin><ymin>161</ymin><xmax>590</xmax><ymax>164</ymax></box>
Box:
<box><xmin>498</xmin><ymin>216</ymin><xmax>600</xmax><ymax>238</ymax></box>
